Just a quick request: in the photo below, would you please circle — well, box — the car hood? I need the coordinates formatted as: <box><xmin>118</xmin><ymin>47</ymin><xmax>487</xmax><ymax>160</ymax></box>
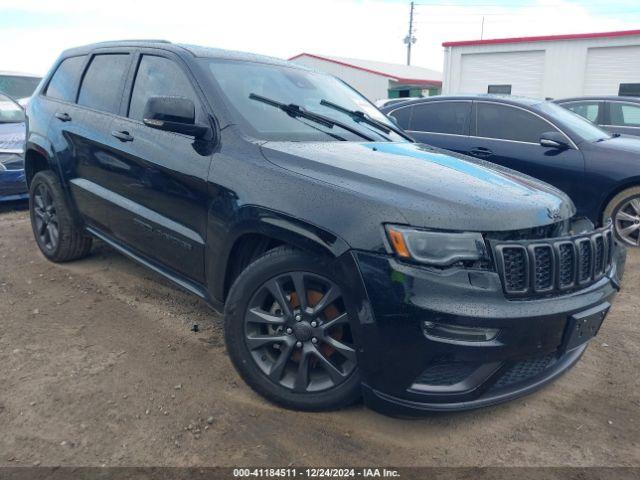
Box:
<box><xmin>0</xmin><ymin>122</ymin><xmax>25</xmax><ymax>151</ymax></box>
<box><xmin>261</xmin><ymin>141</ymin><xmax>575</xmax><ymax>232</ymax></box>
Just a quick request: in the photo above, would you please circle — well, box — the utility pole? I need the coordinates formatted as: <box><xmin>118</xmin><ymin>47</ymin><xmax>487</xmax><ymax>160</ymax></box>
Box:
<box><xmin>404</xmin><ymin>1</ymin><xmax>416</xmax><ymax>65</ymax></box>
<box><xmin>480</xmin><ymin>16</ymin><xmax>485</xmax><ymax>40</ymax></box>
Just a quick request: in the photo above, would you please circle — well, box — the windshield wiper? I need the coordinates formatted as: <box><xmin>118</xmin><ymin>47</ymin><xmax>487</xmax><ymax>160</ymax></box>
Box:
<box><xmin>248</xmin><ymin>93</ymin><xmax>374</xmax><ymax>141</ymax></box>
<box><xmin>319</xmin><ymin>99</ymin><xmax>412</xmax><ymax>140</ymax></box>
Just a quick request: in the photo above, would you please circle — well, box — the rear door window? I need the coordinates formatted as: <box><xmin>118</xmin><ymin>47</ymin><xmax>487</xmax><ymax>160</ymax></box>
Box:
<box><xmin>410</xmin><ymin>101</ymin><xmax>471</xmax><ymax>135</ymax></box>
<box><xmin>387</xmin><ymin>106</ymin><xmax>412</xmax><ymax>130</ymax></box>
<box><xmin>609</xmin><ymin>102</ymin><xmax>640</xmax><ymax>127</ymax></box>
<box><xmin>564</xmin><ymin>102</ymin><xmax>601</xmax><ymax>123</ymax></box>
<box><xmin>78</xmin><ymin>54</ymin><xmax>130</xmax><ymax>114</ymax></box>
<box><xmin>128</xmin><ymin>55</ymin><xmax>197</xmax><ymax>121</ymax></box>
<box><xmin>476</xmin><ymin>102</ymin><xmax>556</xmax><ymax>143</ymax></box>
<box><xmin>45</xmin><ymin>56</ymin><xmax>86</xmax><ymax>102</ymax></box>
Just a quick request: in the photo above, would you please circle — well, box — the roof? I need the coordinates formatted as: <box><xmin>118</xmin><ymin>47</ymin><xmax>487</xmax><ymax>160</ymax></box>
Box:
<box><xmin>62</xmin><ymin>40</ymin><xmax>300</xmax><ymax>68</ymax></box>
<box><xmin>442</xmin><ymin>28</ymin><xmax>640</xmax><ymax>48</ymax></box>
<box><xmin>555</xmin><ymin>96</ymin><xmax>640</xmax><ymax>103</ymax></box>
<box><xmin>288</xmin><ymin>53</ymin><xmax>442</xmax><ymax>86</ymax></box>
<box><xmin>379</xmin><ymin>94</ymin><xmax>545</xmax><ymax>112</ymax></box>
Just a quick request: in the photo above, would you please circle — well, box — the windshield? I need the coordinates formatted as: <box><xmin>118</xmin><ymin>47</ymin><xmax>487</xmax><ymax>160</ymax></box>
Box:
<box><xmin>537</xmin><ymin>101</ymin><xmax>611</xmax><ymax>143</ymax></box>
<box><xmin>0</xmin><ymin>93</ymin><xmax>25</xmax><ymax>124</ymax></box>
<box><xmin>0</xmin><ymin>75</ymin><xmax>41</xmax><ymax>100</ymax></box>
<box><xmin>204</xmin><ymin>59</ymin><xmax>406</xmax><ymax>142</ymax></box>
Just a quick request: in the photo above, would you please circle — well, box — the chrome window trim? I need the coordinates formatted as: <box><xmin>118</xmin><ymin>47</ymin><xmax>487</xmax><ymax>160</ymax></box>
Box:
<box><xmin>406</xmin><ymin>130</ymin><xmax>542</xmax><ymax>146</ymax></box>
<box><xmin>474</xmin><ymin>100</ymin><xmax>578</xmax><ymax>150</ymax></box>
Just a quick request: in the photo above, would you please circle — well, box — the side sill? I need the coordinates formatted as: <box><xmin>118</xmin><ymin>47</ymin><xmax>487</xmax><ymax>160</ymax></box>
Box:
<box><xmin>86</xmin><ymin>226</ymin><xmax>223</xmax><ymax>314</ymax></box>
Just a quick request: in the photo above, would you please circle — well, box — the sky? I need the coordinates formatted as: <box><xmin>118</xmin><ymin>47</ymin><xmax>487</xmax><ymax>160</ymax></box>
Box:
<box><xmin>1</xmin><ymin>0</ymin><xmax>640</xmax><ymax>75</ymax></box>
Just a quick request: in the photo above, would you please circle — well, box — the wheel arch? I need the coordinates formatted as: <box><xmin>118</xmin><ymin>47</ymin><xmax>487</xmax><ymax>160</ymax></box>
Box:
<box><xmin>209</xmin><ymin>206</ymin><xmax>351</xmax><ymax>303</ymax></box>
<box><xmin>24</xmin><ymin>138</ymin><xmax>55</xmax><ymax>188</ymax></box>
<box><xmin>599</xmin><ymin>178</ymin><xmax>640</xmax><ymax>223</ymax></box>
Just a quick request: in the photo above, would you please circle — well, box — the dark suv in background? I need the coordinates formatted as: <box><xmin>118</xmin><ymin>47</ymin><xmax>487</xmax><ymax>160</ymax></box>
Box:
<box><xmin>25</xmin><ymin>41</ymin><xmax>625</xmax><ymax>415</ymax></box>
<box><xmin>383</xmin><ymin>95</ymin><xmax>640</xmax><ymax>247</ymax></box>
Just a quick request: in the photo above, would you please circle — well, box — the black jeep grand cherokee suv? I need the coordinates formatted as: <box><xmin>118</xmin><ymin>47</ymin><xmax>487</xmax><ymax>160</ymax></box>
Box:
<box><xmin>25</xmin><ymin>41</ymin><xmax>625</xmax><ymax>415</ymax></box>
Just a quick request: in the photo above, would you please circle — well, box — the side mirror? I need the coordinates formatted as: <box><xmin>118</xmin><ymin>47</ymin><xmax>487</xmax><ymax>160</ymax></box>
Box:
<box><xmin>540</xmin><ymin>131</ymin><xmax>570</xmax><ymax>149</ymax></box>
<box><xmin>143</xmin><ymin>96</ymin><xmax>210</xmax><ymax>139</ymax></box>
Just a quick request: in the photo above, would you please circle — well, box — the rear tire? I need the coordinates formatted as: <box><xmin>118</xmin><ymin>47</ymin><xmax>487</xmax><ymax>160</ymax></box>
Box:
<box><xmin>29</xmin><ymin>170</ymin><xmax>93</xmax><ymax>262</ymax></box>
<box><xmin>603</xmin><ymin>186</ymin><xmax>640</xmax><ymax>247</ymax></box>
<box><xmin>224</xmin><ymin>246</ymin><xmax>362</xmax><ymax>411</ymax></box>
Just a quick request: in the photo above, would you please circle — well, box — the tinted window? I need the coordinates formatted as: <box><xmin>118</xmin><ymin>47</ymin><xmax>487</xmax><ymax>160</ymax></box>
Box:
<box><xmin>0</xmin><ymin>75</ymin><xmax>42</xmax><ymax>99</ymax></box>
<box><xmin>388</xmin><ymin>106</ymin><xmax>412</xmax><ymax>129</ymax></box>
<box><xmin>619</xmin><ymin>83</ymin><xmax>640</xmax><ymax>97</ymax></box>
<box><xmin>609</xmin><ymin>103</ymin><xmax>640</xmax><ymax>127</ymax></box>
<box><xmin>45</xmin><ymin>56</ymin><xmax>85</xmax><ymax>102</ymax></box>
<box><xmin>476</xmin><ymin>103</ymin><xmax>555</xmax><ymax>143</ymax></box>
<box><xmin>129</xmin><ymin>55</ymin><xmax>197</xmax><ymax>121</ymax></box>
<box><xmin>410</xmin><ymin>101</ymin><xmax>470</xmax><ymax>135</ymax></box>
<box><xmin>78</xmin><ymin>54</ymin><xmax>130</xmax><ymax>114</ymax></box>
<box><xmin>488</xmin><ymin>85</ymin><xmax>511</xmax><ymax>94</ymax></box>
<box><xmin>0</xmin><ymin>93</ymin><xmax>25</xmax><ymax>123</ymax></box>
<box><xmin>564</xmin><ymin>102</ymin><xmax>600</xmax><ymax>123</ymax></box>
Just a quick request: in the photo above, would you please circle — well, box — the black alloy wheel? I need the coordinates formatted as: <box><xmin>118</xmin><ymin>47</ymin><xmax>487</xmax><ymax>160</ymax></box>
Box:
<box><xmin>224</xmin><ymin>247</ymin><xmax>362</xmax><ymax>411</ymax></box>
<box><xmin>32</xmin><ymin>182</ymin><xmax>60</xmax><ymax>253</ymax></box>
<box><xmin>29</xmin><ymin>170</ymin><xmax>93</xmax><ymax>262</ymax></box>
<box><xmin>244</xmin><ymin>271</ymin><xmax>357</xmax><ymax>393</ymax></box>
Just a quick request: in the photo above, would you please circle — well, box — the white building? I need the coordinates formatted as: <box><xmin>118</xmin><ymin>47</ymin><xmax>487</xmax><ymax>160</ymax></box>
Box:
<box><xmin>289</xmin><ymin>53</ymin><xmax>442</xmax><ymax>102</ymax></box>
<box><xmin>442</xmin><ymin>29</ymin><xmax>640</xmax><ymax>99</ymax></box>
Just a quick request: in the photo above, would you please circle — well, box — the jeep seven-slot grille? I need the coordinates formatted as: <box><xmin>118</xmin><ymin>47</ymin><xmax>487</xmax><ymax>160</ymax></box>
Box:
<box><xmin>492</xmin><ymin>226</ymin><xmax>614</xmax><ymax>297</ymax></box>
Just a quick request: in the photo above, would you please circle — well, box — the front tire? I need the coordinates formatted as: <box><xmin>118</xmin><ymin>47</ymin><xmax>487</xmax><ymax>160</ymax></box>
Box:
<box><xmin>224</xmin><ymin>247</ymin><xmax>361</xmax><ymax>411</ymax></box>
<box><xmin>603</xmin><ymin>186</ymin><xmax>640</xmax><ymax>247</ymax></box>
<box><xmin>29</xmin><ymin>170</ymin><xmax>93</xmax><ymax>262</ymax></box>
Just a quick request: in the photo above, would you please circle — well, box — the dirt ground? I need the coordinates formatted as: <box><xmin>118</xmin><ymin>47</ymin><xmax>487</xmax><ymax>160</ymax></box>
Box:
<box><xmin>0</xmin><ymin>204</ymin><xmax>639</xmax><ymax>468</ymax></box>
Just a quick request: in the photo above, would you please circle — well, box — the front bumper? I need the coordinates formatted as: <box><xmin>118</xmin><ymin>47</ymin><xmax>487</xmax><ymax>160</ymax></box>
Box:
<box><xmin>351</xmin><ymin>247</ymin><xmax>625</xmax><ymax>416</ymax></box>
<box><xmin>0</xmin><ymin>169</ymin><xmax>28</xmax><ymax>201</ymax></box>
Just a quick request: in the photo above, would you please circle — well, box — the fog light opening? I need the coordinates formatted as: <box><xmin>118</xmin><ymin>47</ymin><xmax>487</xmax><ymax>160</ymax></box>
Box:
<box><xmin>423</xmin><ymin>321</ymin><xmax>499</xmax><ymax>342</ymax></box>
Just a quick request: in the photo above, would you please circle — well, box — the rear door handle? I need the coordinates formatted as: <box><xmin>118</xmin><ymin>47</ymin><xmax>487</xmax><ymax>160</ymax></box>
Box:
<box><xmin>55</xmin><ymin>112</ymin><xmax>72</xmax><ymax>122</ymax></box>
<box><xmin>111</xmin><ymin>130</ymin><xmax>134</xmax><ymax>142</ymax></box>
<box><xmin>470</xmin><ymin>147</ymin><xmax>493</xmax><ymax>158</ymax></box>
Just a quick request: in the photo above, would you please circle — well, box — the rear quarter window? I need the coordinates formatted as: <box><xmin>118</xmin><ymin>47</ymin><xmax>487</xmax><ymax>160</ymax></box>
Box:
<box><xmin>410</xmin><ymin>101</ymin><xmax>471</xmax><ymax>135</ymax></box>
<box><xmin>45</xmin><ymin>56</ymin><xmax>86</xmax><ymax>102</ymax></box>
<box><xmin>78</xmin><ymin>54</ymin><xmax>130</xmax><ymax>114</ymax></box>
<box><xmin>387</xmin><ymin>106</ymin><xmax>412</xmax><ymax>130</ymax></box>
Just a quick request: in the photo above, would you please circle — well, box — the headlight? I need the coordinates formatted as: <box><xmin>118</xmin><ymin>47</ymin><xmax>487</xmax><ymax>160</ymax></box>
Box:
<box><xmin>385</xmin><ymin>225</ymin><xmax>487</xmax><ymax>266</ymax></box>
<box><xmin>0</xmin><ymin>153</ymin><xmax>24</xmax><ymax>171</ymax></box>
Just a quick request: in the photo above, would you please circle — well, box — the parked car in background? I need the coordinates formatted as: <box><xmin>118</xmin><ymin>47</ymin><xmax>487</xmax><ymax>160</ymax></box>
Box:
<box><xmin>24</xmin><ymin>41</ymin><xmax>625</xmax><ymax>415</ymax></box>
<box><xmin>555</xmin><ymin>96</ymin><xmax>640</xmax><ymax>137</ymax></box>
<box><xmin>0</xmin><ymin>93</ymin><xmax>27</xmax><ymax>201</ymax></box>
<box><xmin>382</xmin><ymin>95</ymin><xmax>640</xmax><ymax>247</ymax></box>
<box><xmin>0</xmin><ymin>71</ymin><xmax>42</xmax><ymax>104</ymax></box>
<box><xmin>374</xmin><ymin>98</ymin><xmax>412</xmax><ymax>109</ymax></box>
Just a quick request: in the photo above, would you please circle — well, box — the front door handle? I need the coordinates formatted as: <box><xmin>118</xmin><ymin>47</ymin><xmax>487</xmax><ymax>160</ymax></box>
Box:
<box><xmin>470</xmin><ymin>147</ymin><xmax>493</xmax><ymax>158</ymax></box>
<box><xmin>55</xmin><ymin>112</ymin><xmax>72</xmax><ymax>122</ymax></box>
<box><xmin>111</xmin><ymin>130</ymin><xmax>134</xmax><ymax>142</ymax></box>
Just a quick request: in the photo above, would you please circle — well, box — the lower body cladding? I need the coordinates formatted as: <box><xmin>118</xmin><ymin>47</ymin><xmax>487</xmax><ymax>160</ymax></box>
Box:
<box><xmin>351</xmin><ymin>250</ymin><xmax>624</xmax><ymax>416</ymax></box>
<box><xmin>0</xmin><ymin>169</ymin><xmax>28</xmax><ymax>201</ymax></box>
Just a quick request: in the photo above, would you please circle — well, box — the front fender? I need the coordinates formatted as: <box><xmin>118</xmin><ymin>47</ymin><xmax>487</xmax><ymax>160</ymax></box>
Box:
<box><xmin>206</xmin><ymin>204</ymin><xmax>351</xmax><ymax>303</ymax></box>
